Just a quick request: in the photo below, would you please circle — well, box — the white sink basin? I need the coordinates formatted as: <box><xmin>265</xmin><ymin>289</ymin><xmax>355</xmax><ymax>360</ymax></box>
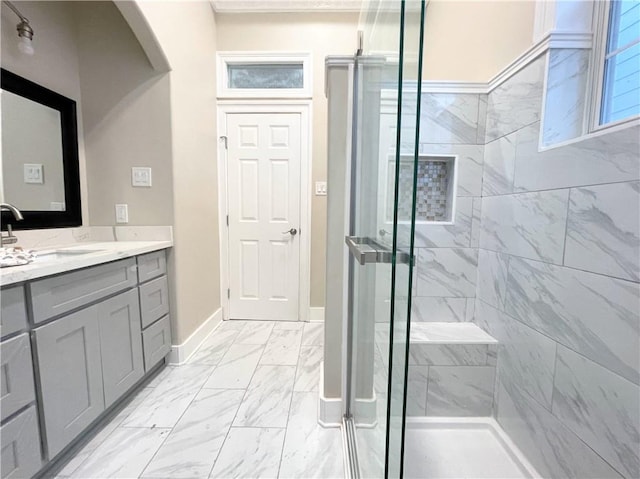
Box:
<box><xmin>34</xmin><ymin>248</ymin><xmax>105</xmax><ymax>261</ymax></box>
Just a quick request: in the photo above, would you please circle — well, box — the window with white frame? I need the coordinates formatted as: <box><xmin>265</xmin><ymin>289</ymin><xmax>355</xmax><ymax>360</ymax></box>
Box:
<box><xmin>596</xmin><ymin>0</ymin><xmax>640</xmax><ymax>127</ymax></box>
<box><xmin>217</xmin><ymin>53</ymin><xmax>312</xmax><ymax>98</ymax></box>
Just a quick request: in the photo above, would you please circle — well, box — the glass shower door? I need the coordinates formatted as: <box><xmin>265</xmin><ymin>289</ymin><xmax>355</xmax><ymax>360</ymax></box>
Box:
<box><xmin>345</xmin><ymin>1</ymin><xmax>425</xmax><ymax>477</ymax></box>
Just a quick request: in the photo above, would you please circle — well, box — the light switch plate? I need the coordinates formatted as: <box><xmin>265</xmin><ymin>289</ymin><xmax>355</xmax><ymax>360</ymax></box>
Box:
<box><xmin>132</xmin><ymin>167</ymin><xmax>152</xmax><ymax>187</ymax></box>
<box><xmin>315</xmin><ymin>181</ymin><xmax>327</xmax><ymax>196</ymax></box>
<box><xmin>115</xmin><ymin>204</ymin><xmax>129</xmax><ymax>223</ymax></box>
<box><xmin>24</xmin><ymin>164</ymin><xmax>44</xmax><ymax>184</ymax></box>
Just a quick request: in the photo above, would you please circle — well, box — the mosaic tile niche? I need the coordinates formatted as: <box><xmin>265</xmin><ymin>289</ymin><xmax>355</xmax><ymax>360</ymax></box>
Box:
<box><xmin>388</xmin><ymin>155</ymin><xmax>456</xmax><ymax>223</ymax></box>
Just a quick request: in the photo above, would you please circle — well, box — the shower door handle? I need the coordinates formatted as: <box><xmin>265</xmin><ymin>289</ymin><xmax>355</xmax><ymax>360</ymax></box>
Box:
<box><xmin>345</xmin><ymin>236</ymin><xmax>412</xmax><ymax>265</ymax></box>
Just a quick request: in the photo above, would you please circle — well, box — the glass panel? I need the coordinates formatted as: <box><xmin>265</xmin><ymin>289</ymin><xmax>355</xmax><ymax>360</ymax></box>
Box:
<box><xmin>347</xmin><ymin>1</ymin><xmax>425</xmax><ymax>478</ymax></box>
<box><xmin>227</xmin><ymin>63</ymin><xmax>304</xmax><ymax>89</ymax></box>
<box><xmin>601</xmin><ymin>0</ymin><xmax>640</xmax><ymax>124</ymax></box>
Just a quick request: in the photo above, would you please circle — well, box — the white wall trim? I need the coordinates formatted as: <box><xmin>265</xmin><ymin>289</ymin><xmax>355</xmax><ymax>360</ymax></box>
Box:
<box><xmin>318</xmin><ymin>364</ymin><xmax>342</xmax><ymax>427</ymax></box>
<box><xmin>217</xmin><ymin>100</ymin><xmax>313</xmax><ymax>323</ymax></box>
<box><xmin>168</xmin><ymin>307</ymin><xmax>222</xmax><ymax>365</ymax></box>
<box><xmin>309</xmin><ymin>306</ymin><xmax>325</xmax><ymax>322</ymax></box>
<box><xmin>393</xmin><ymin>31</ymin><xmax>594</xmax><ymax>97</ymax></box>
<box><xmin>487</xmin><ymin>31</ymin><xmax>592</xmax><ymax>93</ymax></box>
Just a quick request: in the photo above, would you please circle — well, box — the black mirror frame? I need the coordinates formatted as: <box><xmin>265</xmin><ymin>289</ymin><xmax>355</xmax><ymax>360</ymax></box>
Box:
<box><xmin>1</xmin><ymin>68</ymin><xmax>82</xmax><ymax>230</ymax></box>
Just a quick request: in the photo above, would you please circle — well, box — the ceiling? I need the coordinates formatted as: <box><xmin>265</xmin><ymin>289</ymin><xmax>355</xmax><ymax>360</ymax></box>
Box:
<box><xmin>210</xmin><ymin>0</ymin><xmax>363</xmax><ymax>13</ymax></box>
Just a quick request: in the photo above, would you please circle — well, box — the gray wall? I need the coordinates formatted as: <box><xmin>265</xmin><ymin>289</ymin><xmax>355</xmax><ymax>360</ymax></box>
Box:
<box><xmin>474</xmin><ymin>52</ymin><xmax>640</xmax><ymax>478</ymax></box>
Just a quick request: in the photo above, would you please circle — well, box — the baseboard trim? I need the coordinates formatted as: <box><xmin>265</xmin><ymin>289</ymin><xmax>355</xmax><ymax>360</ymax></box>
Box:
<box><xmin>318</xmin><ymin>363</ymin><xmax>342</xmax><ymax>427</ymax></box>
<box><xmin>354</xmin><ymin>394</ymin><xmax>378</xmax><ymax>428</ymax></box>
<box><xmin>168</xmin><ymin>307</ymin><xmax>222</xmax><ymax>365</ymax></box>
<box><xmin>309</xmin><ymin>306</ymin><xmax>325</xmax><ymax>322</ymax></box>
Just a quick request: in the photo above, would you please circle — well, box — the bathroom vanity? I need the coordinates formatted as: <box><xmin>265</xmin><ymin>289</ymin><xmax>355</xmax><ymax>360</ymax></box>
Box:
<box><xmin>0</xmin><ymin>242</ymin><xmax>172</xmax><ymax>478</ymax></box>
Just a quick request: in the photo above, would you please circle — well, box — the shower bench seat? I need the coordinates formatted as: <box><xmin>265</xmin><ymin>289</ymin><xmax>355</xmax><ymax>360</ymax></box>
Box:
<box><xmin>408</xmin><ymin>322</ymin><xmax>499</xmax><ymax>417</ymax></box>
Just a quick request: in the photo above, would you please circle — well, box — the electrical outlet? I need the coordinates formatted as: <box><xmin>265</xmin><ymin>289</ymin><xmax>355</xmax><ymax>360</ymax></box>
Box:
<box><xmin>115</xmin><ymin>204</ymin><xmax>129</xmax><ymax>223</ymax></box>
<box><xmin>315</xmin><ymin>181</ymin><xmax>327</xmax><ymax>196</ymax></box>
<box><xmin>132</xmin><ymin>167</ymin><xmax>152</xmax><ymax>187</ymax></box>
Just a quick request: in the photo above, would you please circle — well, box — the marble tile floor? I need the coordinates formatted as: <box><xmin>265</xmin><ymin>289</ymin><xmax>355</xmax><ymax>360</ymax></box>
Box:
<box><xmin>55</xmin><ymin>320</ymin><xmax>344</xmax><ymax>479</ymax></box>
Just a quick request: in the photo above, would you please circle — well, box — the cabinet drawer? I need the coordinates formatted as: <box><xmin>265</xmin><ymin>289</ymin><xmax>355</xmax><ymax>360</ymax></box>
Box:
<box><xmin>34</xmin><ymin>306</ymin><xmax>105</xmax><ymax>459</ymax></box>
<box><xmin>1</xmin><ymin>334</ymin><xmax>36</xmax><ymax>421</ymax></box>
<box><xmin>142</xmin><ymin>315</ymin><xmax>171</xmax><ymax>371</ymax></box>
<box><xmin>1</xmin><ymin>286</ymin><xmax>27</xmax><ymax>339</ymax></box>
<box><xmin>137</xmin><ymin>251</ymin><xmax>167</xmax><ymax>284</ymax></box>
<box><xmin>31</xmin><ymin>258</ymin><xmax>137</xmax><ymax>324</ymax></box>
<box><xmin>139</xmin><ymin>276</ymin><xmax>170</xmax><ymax>329</ymax></box>
<box><xmin>0</xmin><ymin>406</ymin><xmax>42</xmax><ymax>479</ymax></box>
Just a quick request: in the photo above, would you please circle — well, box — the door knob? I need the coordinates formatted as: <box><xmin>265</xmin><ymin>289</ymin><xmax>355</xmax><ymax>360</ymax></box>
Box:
<box><xmin>282</xmin><ymin>228</ymin><xmax>298</xmax><ymax>236</ymax></box>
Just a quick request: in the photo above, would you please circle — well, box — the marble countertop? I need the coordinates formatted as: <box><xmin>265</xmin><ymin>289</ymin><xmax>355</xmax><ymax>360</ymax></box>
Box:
<box><xmin>0</xmin><ymin>241</ymin><xmax>172</xmax><ymax>287</ymax></box>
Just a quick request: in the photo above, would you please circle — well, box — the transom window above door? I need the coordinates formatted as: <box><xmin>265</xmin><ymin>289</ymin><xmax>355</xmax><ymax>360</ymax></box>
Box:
<box><xmin>217</xmin><ymin>53</ymin><xmax>312</xmax><ymax>98</ymax></box>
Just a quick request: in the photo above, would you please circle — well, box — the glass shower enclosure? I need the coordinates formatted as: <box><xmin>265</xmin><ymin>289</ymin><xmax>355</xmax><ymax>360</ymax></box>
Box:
<box><xmin>341</xmin><ymin>1</ymin><xmax>426</xmax><ymax>477</ymax></box>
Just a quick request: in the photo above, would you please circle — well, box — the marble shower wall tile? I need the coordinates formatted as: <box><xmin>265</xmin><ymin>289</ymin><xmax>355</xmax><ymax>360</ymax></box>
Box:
<box><xmin>140</xmin><ymin>389</ymin><xmax>245</xmax><ymax>479</ymax></box>
<box><xmin>552</xmin><ymin>347</ymin><xmax>640</xmax><ymax>478</ymax></box>
<box><xmin>479</xmin><ymin>189</ymin><xmax>569</xmax><ymax>264</ymax></box>
<box><xmin>470</xmin><ymin>197</ymin><xmax>482</xmax><ymax>247</ymax></box>
<box><xmin>485</xmin><ymin>55</ymin><xmax>545</xmax><ymax>142</ymax></box>
<box><xmin>411</xmin><ymin>297</ymin><xmax>467</xmax><ymax>322</ymax></box>
<box><xmin>426</xmin><ymin>366</ymin><xmax>495</xmax><ymax>416</ymax></box>
<box><xmin>476</xmin><ymin>94</ymin><xmax>488</xmax><ymax>144</ymax></box>
<box><xmin>496</xmin><ymin>381</ymin><xmax>624</xmax><ymax>479</ymax></box>
<box><xmin>483</xmin><ymin>132</ymin><xmax>517</xmax><ymax>196</ymax></box>
<box><xmin>417</xmin><ymin>143</ymin><xmax>484</xmax><ymax>196</ymax></box>
<box><xmin>565</xmin><ymin>181</ymin><xmax>640</xmax><ymax>282</ymax></box>
<box><xmin>542</xmin><ymin>49</ymin><xmax>590</xmax><ymax>145</ymax></box>
<box><xmin>514</xmin><ymin>122</ymin><xmax>640</xmax><ymax>192</ymax></box>
<box><xmin>415</xmin><ymin>248</ymin><xmax>478</xmax><ymax>297</ymax></box>
<box><xmin>413</xmin><ymin>197</ymin><xmax>473</xmax><ymax>248</ymax></box>
<box><xmin>409</xmin><ymin>343</ymin><xmax>489</xmax><ymax>366</ymax></box>
<box><xmin>476</xmin><ymin>249</ymin><xmax>509</xmax><ymax>310</ymax></box>
<box><xmin>474</xmin><ymin>300</ymin><xmax>556</xmax><ymax>409</ymax></box>
<box><xmin>506</xmin><ymin>256</ymin><xmax>640</xmax><ymax>385</ymax></box>
<box><xmin>419</xmin><ymin>93</ymin><xmax>481</xmax><ymax>144</ymax></box>
<box><xmin>406</xmin><ymin>366</ymin><xmax>428</xmax><ymax>416</ymax></box>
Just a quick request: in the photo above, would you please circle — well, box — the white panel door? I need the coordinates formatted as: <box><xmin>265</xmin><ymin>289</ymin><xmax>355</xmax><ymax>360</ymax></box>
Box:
<box><xmin>227</xmin><ymin>112</ymin><xmax>301</xmax><ymax>321</ymax></box>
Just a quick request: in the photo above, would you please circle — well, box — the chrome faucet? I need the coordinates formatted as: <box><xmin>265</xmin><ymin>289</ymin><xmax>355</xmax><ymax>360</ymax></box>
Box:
<box><xmin>1</xmin><ymin>203</ymin><xmax>24</xmax><ymax>246</ymax></box>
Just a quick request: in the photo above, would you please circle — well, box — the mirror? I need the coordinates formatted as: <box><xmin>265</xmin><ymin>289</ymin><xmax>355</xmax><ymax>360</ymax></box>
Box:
<box><xmin>1</xmin><ymin>68</ymin><xmax>81</xmax><ymax>229</ymax></box>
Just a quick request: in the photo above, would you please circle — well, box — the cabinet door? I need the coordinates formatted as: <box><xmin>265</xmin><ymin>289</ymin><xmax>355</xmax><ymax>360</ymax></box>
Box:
<box><xmin>34</xmin><ymin>307</ymin><xmax>105</xmax><ymax>459</ymax></box>
<box><xmin>98</xmin><ymin>289</ymin><xmax>144</xmax><ymax>408</ymax></box>
<box><xmin>1</xmin><ymin>334</ymin><xmax>36</xmax><ymax>421</ymax></box>
<box><xmin>0</xmin><ymin>406</ymin><xmax>42</xmax><ymax>478</ymax></box>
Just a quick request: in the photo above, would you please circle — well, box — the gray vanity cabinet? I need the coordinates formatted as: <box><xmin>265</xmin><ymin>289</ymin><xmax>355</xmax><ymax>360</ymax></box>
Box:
<box><xmin>0</xmin><ymin>334</ymin><xmax>36</xmax><ymax>421</ymax></box>
<box><xmin>0</xmin><ymin>286</ymin><xmax>27</xmax><ymax>338</ymax></box>
<box><xmin>97</xmin><ymin>289</ymin><xmax>144</xmax><ymax>408</ymax></box>
<box><xmin>0</xmin><ymin>406</ymin><xmax>42</xmax><ymax>478</ymax></box>
<box><xmin>1</xmin><ymin>248</ymin><xmax>170</xmax><ymax>478</ymax></box>
<box><xmin>34</xmin><ymin>307</ymin><xmax>105</xmax><ymax>459</ymax></box>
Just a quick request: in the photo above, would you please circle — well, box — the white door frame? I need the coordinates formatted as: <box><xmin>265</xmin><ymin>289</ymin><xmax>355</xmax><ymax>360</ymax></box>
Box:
<box><xmin>217</xmin><ymin>100</ymin><xmax>312</xmax><ymax>322</ymax></box>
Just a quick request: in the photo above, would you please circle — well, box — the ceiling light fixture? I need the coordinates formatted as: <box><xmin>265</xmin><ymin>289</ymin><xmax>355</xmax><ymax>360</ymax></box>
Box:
<box><xmin>3</xmin><ymin>1</ymin><xmax>34</xmax><ymax>56</ymax></box>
